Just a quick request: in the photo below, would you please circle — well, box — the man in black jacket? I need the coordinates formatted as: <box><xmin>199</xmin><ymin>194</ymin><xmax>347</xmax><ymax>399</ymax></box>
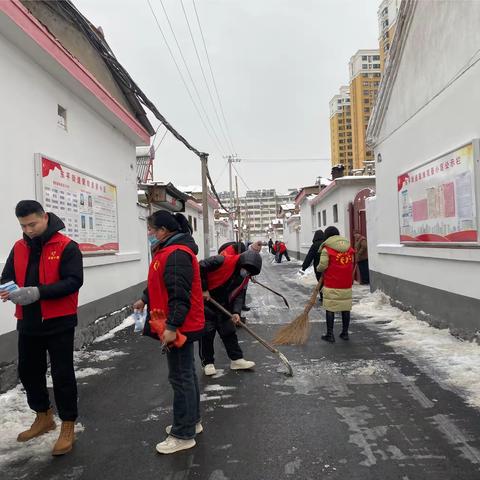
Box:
<box><xmin>199</xmin><ymin>250</ymin><xmax>262</xmax><ymax>376</ymax></box>
<box><xmin>0</xmin><ymin>200</ymin><xmax>83</xmax><ymax>456</ymax></box>
<box><xmin>300</xmin><ymin>229</ymin><xmax>325</xmax><ymax>281</ymax></box>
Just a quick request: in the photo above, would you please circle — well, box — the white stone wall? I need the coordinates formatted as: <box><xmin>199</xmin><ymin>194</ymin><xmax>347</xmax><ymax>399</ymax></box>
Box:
<box><xmin>0</xmin><ymin>33</ymin><xmax>149</xmax><ymax>335</ymax></box>
<box><xmin>368</xmin><ymin>0</ymin><xmax>480</xmax><ymax>302</ymax></box>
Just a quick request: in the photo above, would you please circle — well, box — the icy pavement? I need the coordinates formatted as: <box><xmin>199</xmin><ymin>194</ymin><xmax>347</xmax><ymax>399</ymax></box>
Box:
<box><xmin>1</xmin><ymin>257</ymin><xmax>480</xmax><ymax>479</ymax></box>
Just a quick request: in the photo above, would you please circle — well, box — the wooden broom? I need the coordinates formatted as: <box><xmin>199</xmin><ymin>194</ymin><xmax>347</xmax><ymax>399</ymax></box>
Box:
<box><xmin>272</xmin><ymin>278</ymin><xmax>323</xmax><ymax>345</ymax></box>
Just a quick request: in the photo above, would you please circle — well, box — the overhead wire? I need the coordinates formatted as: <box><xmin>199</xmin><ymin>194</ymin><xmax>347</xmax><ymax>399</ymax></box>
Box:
<box><xmin>157</xmin><ymin>0</ymin><xmax>228</xmax><ymax>156</ymax></box>
<box><xmin>58</xmin><ymin>0</ymin><xmax>235</xmax><ymax>214</ymax></box>
<box><xmin>180</xmin><ymin>0</ymin><xmax>233</xmax><ymax>156</ymax></box>
<box><xmin>232</xmin><ymin>163</ymin><xmax>251</xmax><ymax>191</ymax></box>
<box><xmin>192</xmin><ymin>0</ymin><xmax>237</xmax><ymax>154</ymax></box>
<box><xmin>145</xmin><ymin>0</ymin><xmax>220</xmax><ymax>156</ymax></box>
<box><xmin>154</xmin><ymin>129</ymin><xmax>169</xmax><ymax>152</ymax></box>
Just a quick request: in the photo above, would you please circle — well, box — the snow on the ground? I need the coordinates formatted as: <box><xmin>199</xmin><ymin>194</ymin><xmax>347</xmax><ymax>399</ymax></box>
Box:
<box><xmin>94</xmin><ymin>314</ymin><xmax>135</xmax><ymax>343</ymax></box>
<box><xmin>293</xmin><ymin>265</ymin><xmax>318</xmax><ymax>287</ymax></box>
<box><xmin>0</xmin><ymin>345</ymin><xmax>127</xmax><ymax>468</ymax></box>
<box><xmin>0</xmin><ymin>385</ymin><xmax>84</xmax><ymax>470</ymax></box>
<box><xmin>353</xmin><ymin>290</ymin><xmax>480</xmax><ymax>409</ymax></box>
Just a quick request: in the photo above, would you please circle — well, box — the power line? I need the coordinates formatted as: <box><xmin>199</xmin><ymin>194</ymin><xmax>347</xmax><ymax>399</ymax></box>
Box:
<box><xmin>213</xmin><ymin>159</ymin><xmax>229</xmax><ymax>186</ymax></box>
<box><xmin>157</xmin><ymin>0</ymin><xmax>228</xmax><ymax>156</ymax></box>
<box><xmin>240</xmin><ymin>158</ymin><xmax>331</xmax><ymax>163</ymax></box>
<box><xmin>232</xmin><ymin>164</ymin><xmax>251</xmax><ymax>191</ymax></box>
<box><xmin>154</xmin><ymin>129</ymin><xmax>169</xmax><ymax>152</ymax></box>
<box><xmin>146</xmin><ymin>0</ymin><xmax>221</xmax><ymax>156</ymax></box>
<box><xmin>192</xmin><ymin>0</ymin><xmax>237</xmax><ymax>154</ymax></box>
<box><xmin>180</xmin><ymin>0</ymin><xmax>233</xmax><ymax>156</ymax></box>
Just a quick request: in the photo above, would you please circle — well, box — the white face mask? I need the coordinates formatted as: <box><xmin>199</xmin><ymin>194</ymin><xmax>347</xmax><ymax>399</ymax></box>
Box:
<box><xmin>239</xmin><ymin>268</ymin><xmax>250</xmax><ymax>278</ymax></box>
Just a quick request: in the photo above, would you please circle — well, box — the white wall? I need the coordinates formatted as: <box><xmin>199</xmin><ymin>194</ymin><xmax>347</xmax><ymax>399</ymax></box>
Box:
<box><xmin>298</xmin><ymin>199</ymin><xmax>314</xmax><ymax>258</ymax></box>
<box><xmin>370</xmin><ymin>1</ymin><xmax>480</xmax><ymax>301</ymax></box>
<box><xmin>283</xmin><ymin>216</ymin><xmax>301</xmax><ymax>256</ymax></box>
<box><xmin>0</xmin><ymin>33</ymin><xmax>149</xmax><ymax>335</ymax></box>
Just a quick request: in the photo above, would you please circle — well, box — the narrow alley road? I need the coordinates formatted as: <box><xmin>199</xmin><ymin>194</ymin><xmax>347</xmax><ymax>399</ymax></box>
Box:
<box><xmin>2</xmin><ymin>253</ymin><xmax>480</xmax><ymax>480</ymax></box>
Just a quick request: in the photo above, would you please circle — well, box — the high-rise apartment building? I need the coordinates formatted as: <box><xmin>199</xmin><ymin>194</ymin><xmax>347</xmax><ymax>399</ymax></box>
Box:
<box><xmin>378</xmin><ymin>0</ymin><xmax>402</xmax><ymax>69</ymax></box>
<box><xmin>218</xmin><ymin>189</ymin><xmax>297</xmax><ymax>238</ymax></box>
<box><xmin>349</xmin><ymin>49</ymin><xmax>381</xmax><ymax>172</ymax></box>
<box><xmin>329</xmin><ymin>86</ymin><xmax>354</xmax><ymax>174</ymax></box>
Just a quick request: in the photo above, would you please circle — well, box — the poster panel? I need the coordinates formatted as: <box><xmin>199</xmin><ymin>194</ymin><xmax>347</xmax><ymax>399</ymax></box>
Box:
<box><xmin>36</xmin><ymin>155</ymin><xmax>119</xmax><ymax>253</ymax></box>
<box><xmin>397</xmin><ymin>142</ymin><xmax>479</xmax><ymax>244</ymax></box>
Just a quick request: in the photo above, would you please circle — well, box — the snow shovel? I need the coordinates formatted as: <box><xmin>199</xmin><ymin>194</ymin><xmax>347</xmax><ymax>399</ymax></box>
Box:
<box><xmin>250</xmin><ymin>278</ymin><xmax>290</xmax><ymax>309</ymax></box>
<box><xmin>208</xmin><ymin>298</ymin><xmax>294</xmax><ymax>377</ymax></box>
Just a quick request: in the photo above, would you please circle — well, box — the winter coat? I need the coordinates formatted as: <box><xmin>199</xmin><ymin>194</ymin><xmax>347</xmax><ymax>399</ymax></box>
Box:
<box><xmin>218</xmin><ymin>241</ymin><xmax>246</xmax><ymax>256</ymax></box>
<box><xmin>200</xmin><ymin>253</ymin><xmax>259</xmax><ymax>315</ymax></box>
<box><xmin>0</xmin><ymin>213</ymin><xmax>83</xmax><ymax>336</ymax></box>
<box><xmin>301</xmin><ymin>230</ymin><xmax>325</xmax><ymax>271</ymax></box>
<box><xmin>143</xmin><ymin>233</ymin><xmax>205</xmax><ymax>343</ymax></box>
<box><xmin>317</xmin><ymin>235</ymin><xmax>354</xmax><ymax>312</ymax></box>
<box><xmin>354</xmin><ymin>235</ymin><xmax>368</xmax><ymax>262</ymax></box>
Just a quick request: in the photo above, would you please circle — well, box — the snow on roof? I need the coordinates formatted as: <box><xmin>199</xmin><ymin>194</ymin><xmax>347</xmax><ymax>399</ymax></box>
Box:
<box><xmin>136</xmin><ymin>146</ymin><xmax>151</xmax><ymax>157</ymax></box>
<box><xmin>178</xmin><ymin>185</ymin><xmax>203</xmax><ymax>194</ymax></box>
<box><xmin>318</xmin><ymin>177</ymin><xmax>332</xmax><ymax>186</ymax></box>
<box><xmin>281</xmin><ymin>203</ymin><xmax>296</xmax><ymax>210</ymax></box>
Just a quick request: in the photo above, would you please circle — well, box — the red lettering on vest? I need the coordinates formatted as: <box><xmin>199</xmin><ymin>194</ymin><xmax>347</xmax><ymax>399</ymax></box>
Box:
<box><xmin>148</xmin><ymin>244</ymin><xmax>204</xmax><ymax>334</ymax></box>
<box><xmin>322</xmin><ymin>246</ymin><xmax>355</xmax><ymax>289</ymax></box>
<box><xmin>13</xmin><ymin>232</ymin><xmax>79</xmax><ymax>320</ymax></box>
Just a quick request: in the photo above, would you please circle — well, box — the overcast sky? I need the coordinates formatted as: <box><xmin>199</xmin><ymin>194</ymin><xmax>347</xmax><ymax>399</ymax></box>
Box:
<box><xmin>76</xmin><ymin>0</ymin><xmax>380</xmax><ymax>194</ymax></box>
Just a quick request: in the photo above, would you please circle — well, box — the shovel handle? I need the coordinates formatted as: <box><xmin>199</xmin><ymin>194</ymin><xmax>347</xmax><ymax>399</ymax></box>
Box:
<box><xmin>207</xmin><ymin>298</ymin><xmax>279</xmax><ymax>354</ymax></box>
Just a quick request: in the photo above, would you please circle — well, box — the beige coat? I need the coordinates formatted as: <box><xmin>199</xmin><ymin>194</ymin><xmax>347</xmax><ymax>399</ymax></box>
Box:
<box><xmin>316</xmin><ymin>235</ymin><xmax>353</xmax><ymax>312</ymax></box>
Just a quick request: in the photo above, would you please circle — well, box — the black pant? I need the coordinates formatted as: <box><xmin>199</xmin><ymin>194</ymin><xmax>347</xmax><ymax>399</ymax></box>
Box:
<box><xmin>199</xmin><ymin>306</ymin><xmax>243</xmax><ymax>365</ymax></box>
<box><xmin>277</xmin><ymin>251</ymin><xmax>290</xmax><ymax>262</ymax></box>
<box><xmin>167</xmin><ymin>341</ymin><xmax>200</xmax><ymax>440</ymax></box>
<box><xmin>358</xmin><ymin>259</ymin><xmax>370</xmax><ymax>284</ymax></box>
<box><xmin>325</xmin><ymin>311</ymin><xmax>350</xmax><ymax>333</ymax></box>
<box><xmin>18</xmin><ymin>329</ymin><xmax>77</xmax><ymax>421</ymax></box>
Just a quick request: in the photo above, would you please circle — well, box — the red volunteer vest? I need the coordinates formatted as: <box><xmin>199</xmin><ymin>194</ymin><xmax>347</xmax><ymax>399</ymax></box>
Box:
<box><xmin>278</xmin><ymin>242</ymin><xmax>287</xmax><ymax>253</ymax></box>
<box><xmin>206</xmin><ymin>254</ymin><xmax>240</xmax><ymax>291</ymax></box>
<box><xmin>220</xmin><ymin>244</ymin><xmax>237</xmax><ymax>257</ymax></box>
<box><xmin>322</xmin><ymin>246</ymin><xmax>355</xmax><ymax>289</ymax></box>
<box><xmin>148</xmin><ymin>244</ymin><xmax>204</xmax><ymax>333</ymax></box>
<box><xmin>13</xmin><ymin>232</ymin><xmax>79</xmax><ymax>320</ymax></box>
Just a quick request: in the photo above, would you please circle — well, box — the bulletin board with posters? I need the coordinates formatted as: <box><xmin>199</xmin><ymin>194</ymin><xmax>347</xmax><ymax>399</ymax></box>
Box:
<box><xmin>35</xmin><ymin>154</ymin><xmax>119</xmax><ymax>254</ymax></box>
<box><xmin>397</xmin><ymin>141</ymin><xmax>480</xmax><ymax>245</ymax></box>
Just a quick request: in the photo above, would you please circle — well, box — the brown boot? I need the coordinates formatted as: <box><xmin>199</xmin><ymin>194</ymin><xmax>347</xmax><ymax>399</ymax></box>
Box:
<box><xmin>52</xmin><ymin>421</ymin><xmax>75</xmax><ymax>456</ymax></box>
<box><xmin>17</xmin><ymin>408</ymin><xmax>56</xmax><ymax>442</ymax></box>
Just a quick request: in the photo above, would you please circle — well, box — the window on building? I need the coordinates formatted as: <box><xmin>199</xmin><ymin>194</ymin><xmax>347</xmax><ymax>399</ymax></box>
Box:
<box><xmin>373</xmin><ymin>55</ymin><xmax>380</xmax><ymax>61</ymax></box>
<box><xmin>364</xmin><ymin>107</ymin><xmax>370</xmax><ymax>113</ymax></box>
<box><xmin>194</xmin><ymin>217</ymin><xmax>197</xmax><ymax>232</ymax></box>
<box><xmin>333</xmin><ymin>204</ymin><xmax>338</xmax><ymax>223</ymax></box>
<box><xmin>362</xmin><ymin>55</ymin><xmax>367</xmax><ymax>61</ymax></box>
<box><xmin>373</xmin><ymin>64</ymin><xmax>380</xmax><ymax>69</ymax></box>
<box><xmin>188</xmin><ymin>215</ymin><xmax>193</xmax><ymax>229</ymax></box>
<box><xmin>364</xmin><ymin>98</ymin><xmax>369</xmax><ymax>103</ymax></box>
<box><xmin>318</xmin><ymin>212</ymin><xmax>322</xmax><ymax>229</ymax></box>
<box><xmin>322</xmin><ymin>209</ymin><xmax>327</xmax><ymax>226</ymax></box>
<box><xmin>57</xmin><ymin>105</ymin><xmax>67</xmax><ymax>130</ymax></box>
<box><xmin>362</xmin><ymin>63</ymin><xmax>368</xmax><ymax>69</ymax></box>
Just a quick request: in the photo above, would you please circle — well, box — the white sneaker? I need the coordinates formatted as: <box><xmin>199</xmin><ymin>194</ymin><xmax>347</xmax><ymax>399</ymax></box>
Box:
<box><xmin>165</xmin><ymin>423</ymin><xmax>203</xmax><ymax>435</ymax></box>
<box><xmin>204</xmin><ymin>364</ymin><xmax>216</xmax><ymax>376</ymax></box>
<box><xmin>155</xmin><ymin>435</ymin><xmax>196</xmax><ymax>454</ymax></box>
<box><xmin>230</xmin><ymin>358</ymin><xmax>255</xmax><ymax>370</ymax></box>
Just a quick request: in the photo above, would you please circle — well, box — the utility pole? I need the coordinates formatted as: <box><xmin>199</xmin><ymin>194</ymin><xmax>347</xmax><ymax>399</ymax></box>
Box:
<box><xmin>201</xmin><ymin>153</ymin><xmax>210</xmax><ymax>258</ymax></box>
<box><xmin>235</xmin><ymin>175</ymin><xmax>241</xmax><ymax>248</ymax></box>
<box><xmin>227</xmin><ymin>154</ymin><xmax>241</xmax><ymax>241</ymax></box>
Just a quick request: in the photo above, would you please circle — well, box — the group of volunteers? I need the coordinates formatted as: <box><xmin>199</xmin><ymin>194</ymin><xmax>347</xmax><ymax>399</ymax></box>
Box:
<box><xmin>0</xmin><ymin>201</ymin><xmax>264</xmax><ymax>457</ymax></box>
<box><xmin>0</xmin><ymin>199</ymin><xmax>368</xmax><ymax>458</ymax></box>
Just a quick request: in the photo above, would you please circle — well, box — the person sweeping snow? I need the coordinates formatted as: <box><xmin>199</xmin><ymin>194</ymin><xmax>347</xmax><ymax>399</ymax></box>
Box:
<box><xmin>316</xmin><ymin>226</ymin><xmax>355</xmax><ymax>343</ymax></box>
<box><xmin>199</xmin><ymin>250</ymin><xmax>261</xmax><ymax>376</ymax></box>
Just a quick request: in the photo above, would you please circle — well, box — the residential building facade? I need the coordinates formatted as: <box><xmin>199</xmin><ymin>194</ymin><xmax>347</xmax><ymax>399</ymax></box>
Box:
<box><xmin>366</xmin><ymin>0</ymin><xmax>480</xmax><ymax>339</ymax></box>
<box><xmin>329</xmin><ymin>86</ymin><xmax>353</xmax><ymax>174</ymax></box>
<box><xmin>378</xmin><ymin>0</ymin><xmax>402</xmax><ymax>69</ymax></box>
<box><xmin>349</xmin><ymin>49</ymin><xmax>382</xmax><ymax>173</ymax></box>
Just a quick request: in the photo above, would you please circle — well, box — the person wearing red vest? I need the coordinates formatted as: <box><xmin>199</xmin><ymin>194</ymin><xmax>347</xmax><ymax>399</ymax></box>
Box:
<box><xmin>199</xmin><ymin>250</ymin><xmax>262</xmax><ymax>376</ymax></box>
<box><xmin>141</xmin><ymin>210</ymin><xmax>205</xmax><ymax>455</ymax></box>
<box><xmin>218</xmin><ymin>240</ymin><xmax>246</xmax><ymax>257</ymax></box>
<box><xmin>0</xmin><ymin>200</ymin><xmax>83</xmax><ymax>456</ymax></box>
<box><xmin>316</xmin><ymin>226</ymin><xmax>355</xmax><ymax>343</ymax></box>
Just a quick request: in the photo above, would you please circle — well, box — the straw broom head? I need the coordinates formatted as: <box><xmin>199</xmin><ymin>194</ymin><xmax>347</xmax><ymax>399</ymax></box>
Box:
<box><xmin>272</xmin><ymin>279</ymin><xmax>323</xmax><ymax>345</ymax></box>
